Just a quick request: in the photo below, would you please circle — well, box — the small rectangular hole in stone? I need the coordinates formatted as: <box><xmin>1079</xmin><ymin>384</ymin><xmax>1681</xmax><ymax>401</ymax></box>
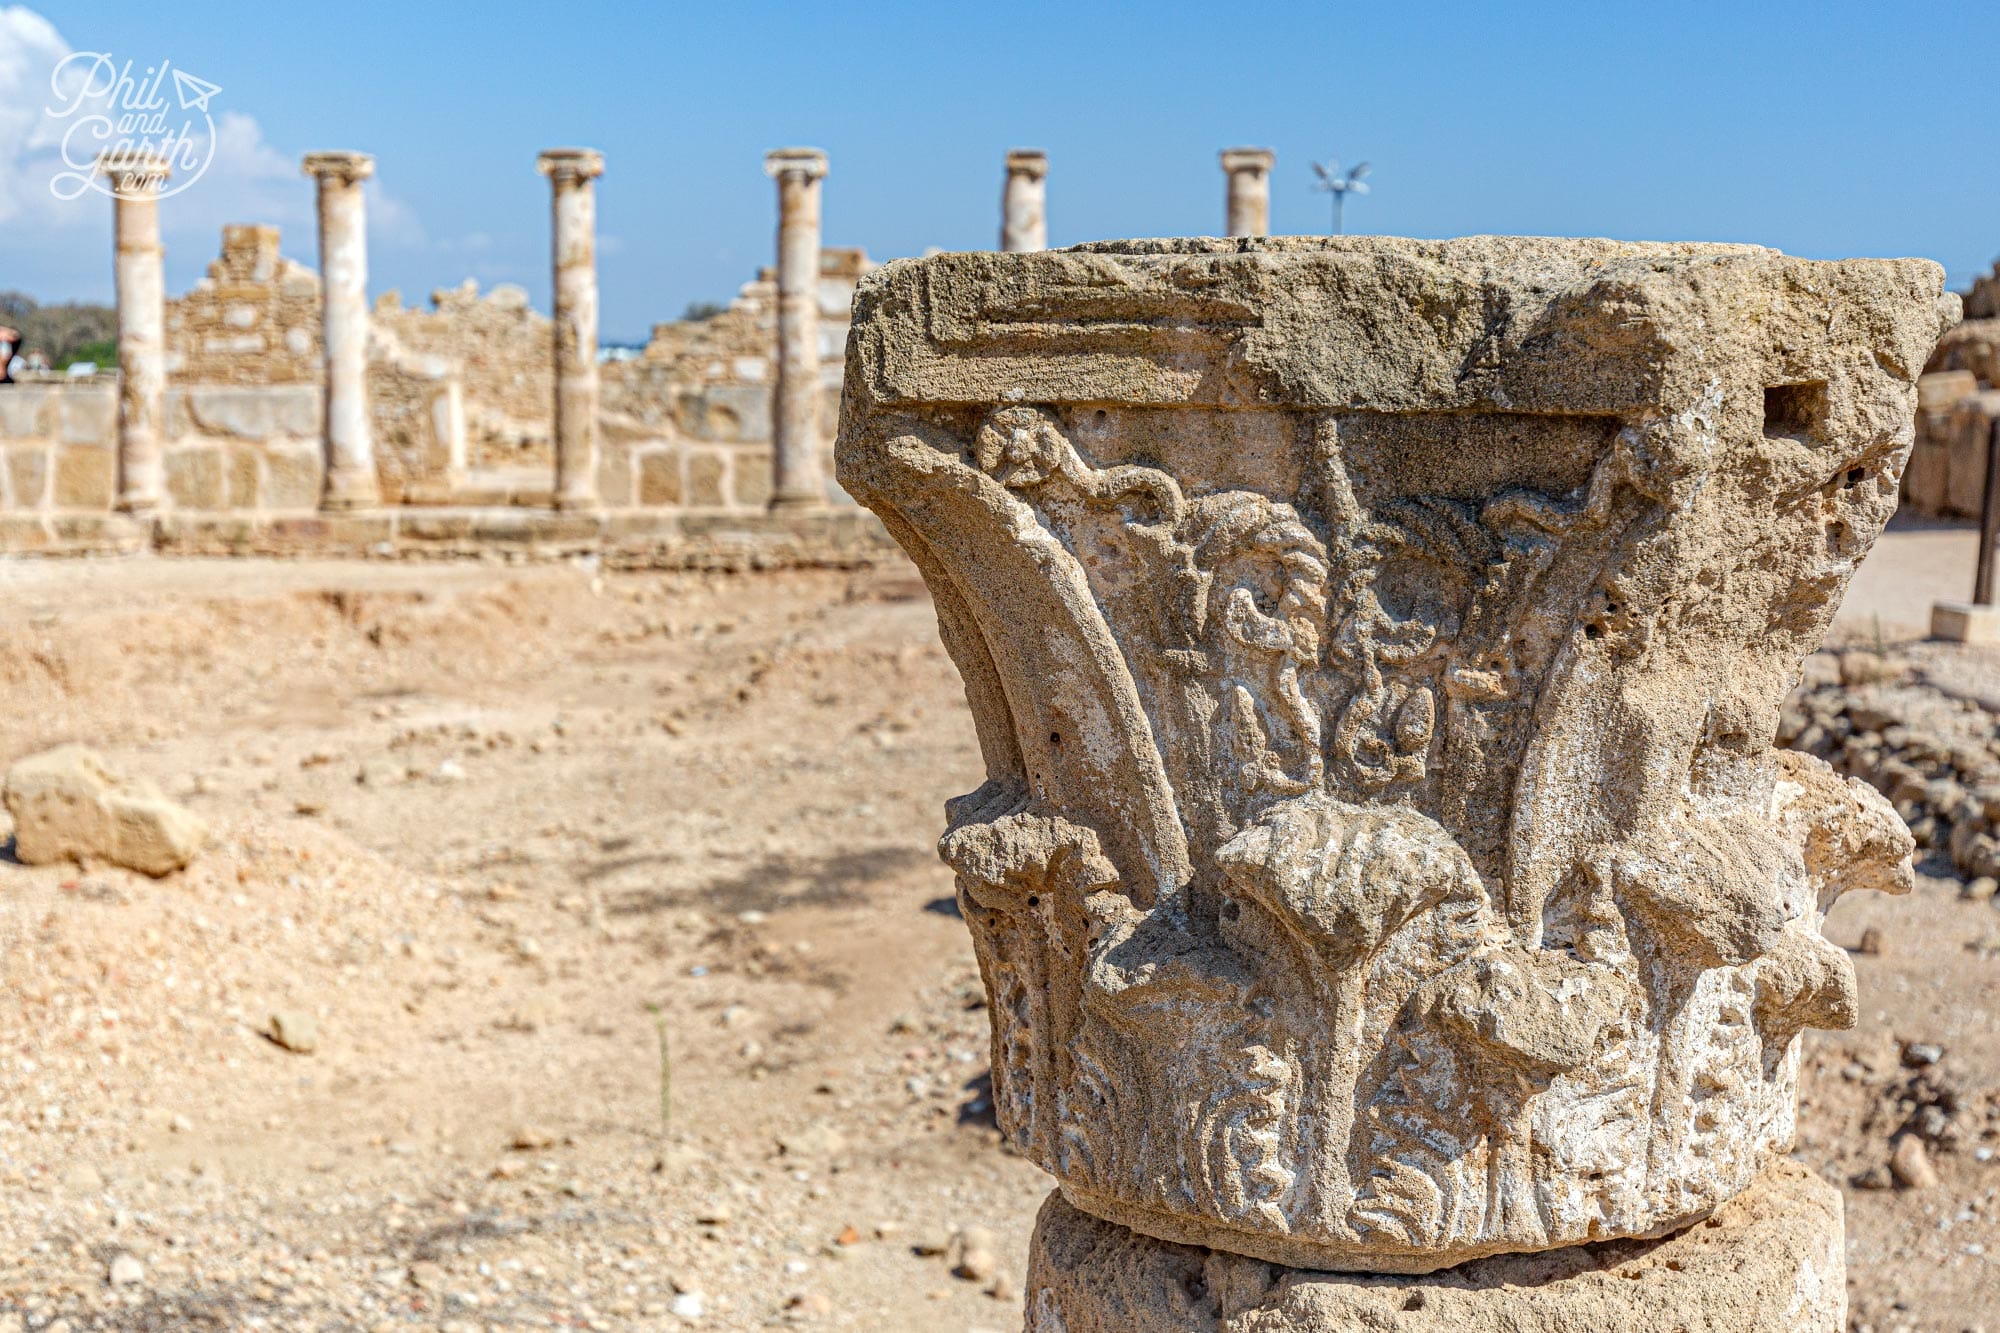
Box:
<box><xmin>1762</xmin><ymin>382</ymin><xmax>1827</xmax><ymax>441</ymax></box>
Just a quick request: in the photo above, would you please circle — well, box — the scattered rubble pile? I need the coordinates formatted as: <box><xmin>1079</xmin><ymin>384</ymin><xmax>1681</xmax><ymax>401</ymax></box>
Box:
<box><xmin>1781</xmin><ymin>646</ymin><xmax>2000</xmax><ymax>895</ymax></box>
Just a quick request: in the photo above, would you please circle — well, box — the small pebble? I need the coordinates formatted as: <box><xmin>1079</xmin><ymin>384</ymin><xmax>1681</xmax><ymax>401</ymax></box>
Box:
<box><xmin>1892</xmin><ymin>1135</ymin><xmax>1940</xmax><ymax>1190</ymax></box>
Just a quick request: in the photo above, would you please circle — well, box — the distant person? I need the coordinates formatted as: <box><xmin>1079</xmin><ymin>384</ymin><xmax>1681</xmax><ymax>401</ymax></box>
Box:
<box><xmin>0</xmin><ymin>327</ymin><xmax>17</xmax><ymax>385</ymax></box>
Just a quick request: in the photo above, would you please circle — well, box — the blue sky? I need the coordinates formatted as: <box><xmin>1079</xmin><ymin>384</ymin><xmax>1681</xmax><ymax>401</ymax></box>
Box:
<box><xmin>5</xmin><ymin>1</ymin><xmax>1998</xmax><ymax>341</ymax></box>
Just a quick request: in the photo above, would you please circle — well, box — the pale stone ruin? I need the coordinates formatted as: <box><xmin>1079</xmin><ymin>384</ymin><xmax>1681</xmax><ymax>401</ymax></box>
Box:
<box><xmin>1901</xmin><ymin>256</ymin><xmax>2000</xmax><ymax>518</ymax></box>
<box><xmin>302</xmin><ymin>150</ymin><xmax>380</xmax><ymax>510</ymax></box>
<box><xmin>1221</xmin><ymin>147</ymin><xmax>1274</xmax><ymax>238</ymax></box>
<box><xmin>1002</xmin><ymin>150</ymin><xmax>1049</xmax><ymax>253</ymax></box>
<box><xmin>538</xmin><ymin>147</ymin><xmax>605</xmax><ymax>509</ymax></box>
<box><xmin>0</xmin><ymin>143</ymin><xmax>884</xmax><ymax>553</ymax></box>
<box><xmin>99</xmin><ymin>149</ymin><xmax>171</xmax><ymax>514</ymax></box>
<box><xmin>837</xmin><ymin>237</ymin><xmax>1954</xmax><ymax>1328</ymax></box>
<box><xmin>3</xmin><ymin>744</ymin><xmax>205</xmax><ymax>877</ymax></box>
<box><xmin>765</xmin><ymin>147</ymin><xmax>832</xmax><ymax>509</ymax></box>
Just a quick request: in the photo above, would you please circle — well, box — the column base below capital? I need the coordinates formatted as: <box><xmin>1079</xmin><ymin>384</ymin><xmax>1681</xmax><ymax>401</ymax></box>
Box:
<box><xmin>1025</xmin><ymin>1159</ymin><xmax>1845</xmax><ymax>1333</ymax></box>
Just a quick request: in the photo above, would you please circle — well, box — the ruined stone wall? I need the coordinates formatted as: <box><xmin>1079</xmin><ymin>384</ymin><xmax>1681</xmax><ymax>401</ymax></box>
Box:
<box><xmin>165</xmin><ymin>226</ymin><xmax>322</xmax><ymax>384</ymax></box>
<box><xmin>373</xmin><ymin>281</ymin><xmax>553</xmax><ymax>472</ymax></box>
<box><xmin>9</xmin><ymin>232</ymin><xmax>876</xmax><ymax>518</ymax></box>
<box><xmin>0</xmin><ymin>380</ymin><xmax>325</xmax><ymax>515</ymax></box>
<box><xmin>1903</xmin><ymin>260</ymin><xmax>2000</xmax><ymax>517</ymax></box>
<box><xmin>597</xmin><ymin>246</ymin><xmax>866</xmax><ymax>509</ymax></box>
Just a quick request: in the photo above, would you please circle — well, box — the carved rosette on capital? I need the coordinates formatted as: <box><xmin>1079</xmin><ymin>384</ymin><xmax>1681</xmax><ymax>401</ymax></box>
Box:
<box><xmin>835</xmin><ymin>238</ymin><xmax>1956</xmax><ymax>1275</ymax></box>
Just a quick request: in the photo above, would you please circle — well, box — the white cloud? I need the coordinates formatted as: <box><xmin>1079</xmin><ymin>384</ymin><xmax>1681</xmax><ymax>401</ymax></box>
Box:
<box><xmin>0</xmin><ymin>5</ymin><xmax>82</xmax><ymax>228</ymax></box>
<box><xmin>0</xmin><ymin>5</ymin><xmax>425</xmax><ymax>295</ymax></box>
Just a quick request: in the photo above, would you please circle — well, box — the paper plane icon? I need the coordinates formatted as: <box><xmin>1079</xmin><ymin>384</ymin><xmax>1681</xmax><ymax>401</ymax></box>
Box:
<box><xmin>171</xmin><ymin>68</ymin><xmax>221</xmax><ymax>112</ymax></box>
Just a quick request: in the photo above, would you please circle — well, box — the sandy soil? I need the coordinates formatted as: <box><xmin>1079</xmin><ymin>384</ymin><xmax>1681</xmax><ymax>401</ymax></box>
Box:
<box><xmin>0</xmin><ymin>531</ymin><xmax>1988</xmax><ymax>1331</ymax></box>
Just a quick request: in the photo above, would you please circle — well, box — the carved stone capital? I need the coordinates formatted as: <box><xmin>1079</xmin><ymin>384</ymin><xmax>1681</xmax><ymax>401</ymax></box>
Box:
<box><xmin>537</xmin><ymin>147</ymin><xmax>605</xmax><ymax>184</ymax></box>
<box><xmin>836</xmin><ymin>237</ymin><xmax>1956</xmax><ymax>1273</ymax></box>
<box><xmin>764</xmin><ymin>147</ymin><xmax>828</xmax><ymax>183</ymax></box>
<box><xmin>1219</xmin><ymin>146</ymin><xmax>1275</xmax><ymax>175</ymax></box>
<box><xmin>95</xmin><ymin>150</ymin><xmax>171</xmax><ymax>196</ymax></box>
<box><xmin>301</xmin><ymin>151</ymin><xmax>375</xmax><ymax>186</ymax></box>
<box><xmin>1005</xmin><ymin>149</ymin><xmax>1049</xmax><ymax>181</ymax></box>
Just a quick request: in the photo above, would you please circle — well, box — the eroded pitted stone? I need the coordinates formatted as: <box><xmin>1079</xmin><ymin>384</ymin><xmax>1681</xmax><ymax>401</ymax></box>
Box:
<box><xmin>1024</xmin><ymin>1161</ymin><xmax>1848</xmax><ymax>1332</ymax></box>
<box><xmin>837</xmin><ymin>237</ymin><xmax>1953</xmax><ymax>1272</ymax></box>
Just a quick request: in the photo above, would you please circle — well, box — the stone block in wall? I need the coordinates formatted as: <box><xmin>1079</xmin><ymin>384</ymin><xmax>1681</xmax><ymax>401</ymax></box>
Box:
<box><xmin>432</xmin><ymin>381</ymin><xmax>466</xmax><ymax>479</ymax></box>
<box><xmin>1904</xmin><ymin>438</ymin><xmax>1947</xmax><ymax>514</ymax></box>
<box><xmin>6</xmin><ymin>445</ymin><xmax>51</xmax><ymax>509</ymax></box>
<box><xmin>48</xmin><ymin>513</ymin><xmax>147</xmax><ymax>551</ymax></box>
<box><xmin>399</xmin><ymin>511</ymin><xmax>475</xmax><ymax>542</ymax></box>
<box><xmin>1919</xmin><ymin>369</ymin><xmax>1978</xmax><ymax>414</ymax></box>
<box><xmin>816</xmin><ymin>325</ymin><xmax>850</xmax><ymax>362</ymax></box>
<box><xmin>686</xmin><ymin>450</ymin><xmax>727</xmax><ymax>507</ymax></box>
<box><xmin>225</xmin><ymin>444</ymin><xmax>260</xmax><ymax>508</ymax></box>
<box><xmin>57</xmin><ymin>386</ymin><xmax>115</xmax><ymax>445</ymax></box>
<box><xmin>599</xmin><ymin>410</ymin><xmax>658</xmax><ymax>446</ymax></box>
<box><xmin>0</xmin><ymin>514</ymin><xmax>51</xmax><ymax>550</ymax></box>
<box><xmin>51</xmin><ymin>444</ymin><xmax>114</xmax><ymax>509</ymax></box>
<box><xmin>679</xmin><ymin>384</ymin><xmax>771</xmax><ymax>443</ymax></box>
<box><xmin>165</xmin><ymin>446</ymin><xmax>225</xmax><ymax>509</ymax></box>
<box><xmin>732</xmin><ymin>449</ymin><xmax>773</xmax><ymax>508</ymax></box>
<box><xmin>0</xmin><ymin>386</ymin><xmax>57</xmax><ymax>438</ymax></box>
<box><xmin>263</xmin><ymin>441</ymin><xmax>324</xmax><ymax>510</ymax></box>
<box><xmin>597</xmin><ymin>442</ymin><xmax>636</xmax><ymax>507</ymax></box>
<box><xmin>184</xmin><ymin>385</ymin><xmax>320</xmax><ymax>440</ymax></box>
<box><xmin>1945</xmin><ymin>392</ymin><xmax>2000</xmax><ymax>516</ymax></box>
<box><xmin>638</xmin><ymin>450</ymin><xmax>682</xmax><ymax>506</ymax></box>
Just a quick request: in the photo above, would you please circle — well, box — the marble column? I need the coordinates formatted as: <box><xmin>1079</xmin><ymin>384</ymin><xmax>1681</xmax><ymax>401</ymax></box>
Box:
<box><xmin>302</xmin><ymin>151</ymin><xmax>378</xmax><ymax>510</ymax></box>
<box><xmin>764</xmin><ymin>148</ymin><xmax>829</xmax><ymax>510</ymax></box>
<box><xmin>97</xmin><ymin>151</ymin><xmax>170</xmax><ymax>514</ymax></box>
<box><xmin>1221</xmin><ymin>147</ymin><xmax>1275</xmax><ymax>238</ymax></box>
<box><xmin>537</xmin><ymin>148</ymin><xmax>605</xmax><ymax>510</ymax></box>
<box><xmin>1001</xmin><ymin>150</ymin><xmax>1048</xmax><ymax>253</ymax></box>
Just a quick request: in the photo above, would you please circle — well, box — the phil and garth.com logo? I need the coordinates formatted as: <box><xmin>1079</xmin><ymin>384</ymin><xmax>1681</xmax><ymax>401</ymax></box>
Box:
<box><xmin>45</xmin><ymin>51</ymin><xmax>221</xmax><ymax>200</ymax></box>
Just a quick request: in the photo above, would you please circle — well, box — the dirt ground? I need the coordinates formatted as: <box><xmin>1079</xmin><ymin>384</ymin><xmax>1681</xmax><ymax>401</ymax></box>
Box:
<box><xmin>0</xmin><ymin>517</ymin><xmax>1991</xmax><ymax>1331</ymax></box>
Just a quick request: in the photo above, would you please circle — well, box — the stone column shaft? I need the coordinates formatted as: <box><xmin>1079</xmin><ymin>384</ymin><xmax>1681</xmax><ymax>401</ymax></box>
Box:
<box><xmin>1002</xmin><ymin>150</ymin><xmax>1048</xmax><ymax>253</ymax></box>
<box><xmin>765</xmin><ymin>148</ymin><xmax>829</xmax><ymax>510</ymax></box>
<box><xmin>538</xmin><ymin>148</ymin><xmax>605</xmax><ymax>510</ymax></box>
<box><xmin>99</xmin><ymin>152</ymin><xmax>170</xmax><ymax>513</ymax></box>
<box><xmin>302</xmin><ymin>151</ymin><xmax>378</xmax><ymax>510</ymax></box>
<box><xmin>1221</xmin><ymin>147</ymin><xmax>1275</xmax><ymax>238</ymax></box>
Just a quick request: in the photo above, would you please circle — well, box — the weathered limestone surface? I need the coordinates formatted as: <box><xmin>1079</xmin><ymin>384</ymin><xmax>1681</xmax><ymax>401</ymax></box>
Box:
<box><xmin>4</xmin><ymin>745</ymin><xmax>206</xmax><ymax>877</ymax></box>
<box><xmin>837</xmin><ymin>237</ymin><xmax>1953</xmax><ymax>1274</ymax></box>
<box><xmin>1025</xmin><ymin>1160</ymin><xmax>1846</xmax><ymax>1332</ymax></box>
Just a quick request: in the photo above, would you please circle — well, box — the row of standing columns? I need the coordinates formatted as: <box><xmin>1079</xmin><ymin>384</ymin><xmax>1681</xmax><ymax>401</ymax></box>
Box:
<box><xmin>95</xmin><ymin>146</ymin><xmax>609</xmax><ymax>515</ymax></box>
<box><xmin>91</xmin><ymin>142</ymin><xmax>1280</xmax><ymax>517</ymax></box>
